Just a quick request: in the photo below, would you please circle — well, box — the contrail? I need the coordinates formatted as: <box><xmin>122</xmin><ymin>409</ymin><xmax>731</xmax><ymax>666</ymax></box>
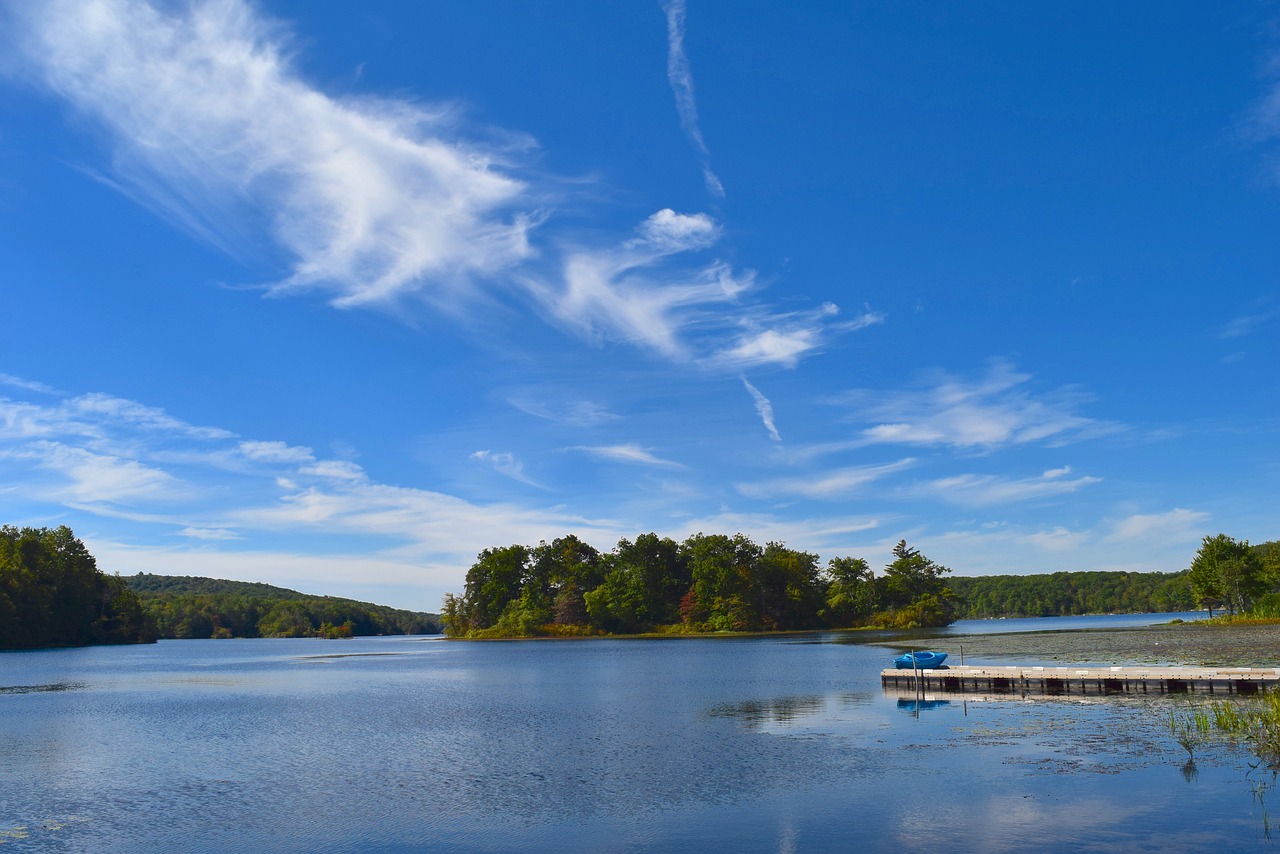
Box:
<box><xmin>662</xmin><ymin>0</ymin><xmax>725</xmax><ymax>198</ymax></box>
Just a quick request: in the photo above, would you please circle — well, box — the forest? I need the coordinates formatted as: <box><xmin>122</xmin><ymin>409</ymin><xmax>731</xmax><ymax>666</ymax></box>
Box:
<box><xmin>443</xmin><ymin>531</ymin><xmax>1280</xmax><ymax>638</ymax></box>
<box><xmin>0</xmin><ymin>525</ymin><xmax>157</xmax><ymax>650</ymax></box>
<box><xmin>948</xmin><ymin>571</ymin><xmax>1196</xmax><ymax>618</ymax></box>
<box><xmin>125</xmin><ymin>574</ymin><xmax>442</xmax><ymax>639</ymax></box>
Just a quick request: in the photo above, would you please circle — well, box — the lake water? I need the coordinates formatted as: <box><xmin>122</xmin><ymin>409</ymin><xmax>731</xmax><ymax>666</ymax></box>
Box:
<box><xmin>1</xmin><ymin>616</ymin><xmax>1271</xmax><ymax>852</ymax></box>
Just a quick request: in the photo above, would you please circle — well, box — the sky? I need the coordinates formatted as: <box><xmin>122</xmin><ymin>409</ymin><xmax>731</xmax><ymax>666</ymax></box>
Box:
<box><xmin>0</xmin><ymin>1</ymin><xmax>1277</xmax><ymax>612</ymax></box>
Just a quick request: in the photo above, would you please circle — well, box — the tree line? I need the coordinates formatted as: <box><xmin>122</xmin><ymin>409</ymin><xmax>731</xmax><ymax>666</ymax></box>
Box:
<box><xmin>125</xmin><ymin>574</ymin><xmax>442</xmax><ymax>639</ymax></box>
<box><xmin>443</xmin><ymin>533</ymin><xmax>955</xmax><ymax>637</ymax></box>
<box><xmin>948</xmin><ymin>570</ymin><xmax>1196</xmax><ymax>618</ymax></box>
<box><xmin>0</xmin><ymin>526</ymin><xmax>157</xmax><ymax>650</ymax></box>
<box><xmin>443</xmin><ymin>530</ymin><xmax>1280</xmax><ymax>639</ymax></box>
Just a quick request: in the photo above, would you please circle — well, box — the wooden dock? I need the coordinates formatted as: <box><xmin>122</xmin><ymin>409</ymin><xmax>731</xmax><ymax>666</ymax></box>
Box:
<box><xmin>881</xmin><ymin>664</ymin><xmax>1280</xmax><ymax>697</ymax></box>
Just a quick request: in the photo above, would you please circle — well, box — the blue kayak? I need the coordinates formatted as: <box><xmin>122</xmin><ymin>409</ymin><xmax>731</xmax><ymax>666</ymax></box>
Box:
<box><xmin>894</xmin><ymin>651</ymin><xmax>947</xmax><ymax>669</ymax></box>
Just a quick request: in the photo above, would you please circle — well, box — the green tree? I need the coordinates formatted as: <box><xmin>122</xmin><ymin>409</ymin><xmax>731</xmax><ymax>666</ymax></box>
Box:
<box><xmin>1189</xmin><ymin>533</ymin><xmax>1262</xmax><ymax>617</ymax></box>
<box><xmin>756</xmin><ymin>542</ymin><xmax>824</xmax><ymax>630</ymax></box>
<box><xmin>0</xmin><ymin>525</ymin><xmax>156</xmax><ymax>649</ymax></box>
<box><xmin>681</xmin><ymin>532</ymin><xmax>763</xmax><ymax>631</ymax></box>
<box><xmin>823</xmin><ymin>556</ymin><xmax>876</xmax><ymax>627</ymax></box>
<box><xmin>457</xmin><ymin>545</ymin><xmax>530</xmax><ymax>631</ymax></box>
<box><xmin>529</xmin><ymin>535</ymin><xmax>602</xmax><ymax>625</ymax></box>
<box><xmin>880</xmin><ymin>540</ymin><xmax>954</xmax><ymax>627</ymax></box>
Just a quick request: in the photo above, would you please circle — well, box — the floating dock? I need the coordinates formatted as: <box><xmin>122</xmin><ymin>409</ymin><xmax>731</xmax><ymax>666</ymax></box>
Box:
<box><xmin>881</xmin><ymin>664</ymin><xmax>1280</xmax><ymax>697</ymax></box>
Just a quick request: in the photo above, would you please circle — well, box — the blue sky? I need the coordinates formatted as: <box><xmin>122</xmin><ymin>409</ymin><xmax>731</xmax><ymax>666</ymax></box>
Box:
<box><xmin>1</xmin><ymin>0</ymin><xmax>1276</xmax><ymax>611</ymax></box>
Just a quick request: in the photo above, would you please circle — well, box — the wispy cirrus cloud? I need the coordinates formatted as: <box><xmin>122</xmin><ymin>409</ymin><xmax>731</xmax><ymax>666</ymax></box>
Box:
<box><xmin>1216</xmin><ymin>302</ymin><xmax>1278</xmax><ymax>339</ymax></box>
<box><xmin>507</xmin><ymin>396</ymin><xmax>620</xmax><ymax>428</ymax></box>
<box><xmin>1106</xmin><ymin>508</ymin><xmax>1209</xmax><ymax>543</ymax></box>
<box><xmin>0</xmin><ymin>377</ymin><xmax>629</xmax><ymax>571</ymax></box>
<box><xmin>9</xmin><ymin>1</ymin><xmax>870</xmax><ymax>371</ymax></box>
<box><xmin>661</xmin><ymin>0</ymin><xmax>723</xmax><ymax>198</ymax></box>
<box><xmin>832</xmin><ymin>361</ymin><xmax>1115</xmax><ymax>450</ymax></box>
<box><xmin>569</xmin><ymin>443</ymin><xmax>685</xmax><ymax>468</ymax></box>
<box><xmin>470</xmin><ymin>449</ymin><xmax>543</xmax><ymax>488</ymax></box>
<box><xmin>741</xmin><ymin>377</ymin><xmax>781</xmax><ymax>441</ymax></box>
<box><xmin>911</xmin><ymin>470</ymin><xmax>1101</xmax><ymax>507</ymax></box>
<box><xmin>529</xmin><ymin>209</ymin><xmax>755</xmax><ymax>358</ymax></box>
<box><xmin>736</xmin><ymin>458</ymin><xmax>915</xmax><ymax>500</ymax></box>
<box><xmin>9</xmin><ymin>0</ymin><xmax>535</xmax><ymax>310</ymax></box>
<box><xmin>3</xmin><ymin>441</ymin><xmax>185</xmax><ymax>504</ymax></box>
<box><xmin>712</xmin><ymin>304</ymin><xmax>883</xmax><ymax>369</ymax></box>
<box><xmin>0</xmin><ymin>374</ymin><xmax>60</xmax><ymax>395</ymax></box>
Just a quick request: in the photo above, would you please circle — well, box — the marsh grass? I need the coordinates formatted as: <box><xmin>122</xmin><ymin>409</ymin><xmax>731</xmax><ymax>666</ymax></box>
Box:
<box><xmin>1170</xmin><ymin>691</ymin><xmax>1280</xmax><ymax>769</ymax></box>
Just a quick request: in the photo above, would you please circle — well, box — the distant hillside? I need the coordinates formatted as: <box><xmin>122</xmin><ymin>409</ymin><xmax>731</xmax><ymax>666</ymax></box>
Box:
<box><xmin>127</xmin><ymin>573</ymin><xmax>312</xmax><ymax>599</ymax></box>
<box><xmin>125</xmin><ymin>573</ymin><xmax>442</xmax><ymax>639</ymax></box>
<box><xmin>948</xmin><ymin>569</ymin><xmax>1195</xmax><ymax>618</ymax></box>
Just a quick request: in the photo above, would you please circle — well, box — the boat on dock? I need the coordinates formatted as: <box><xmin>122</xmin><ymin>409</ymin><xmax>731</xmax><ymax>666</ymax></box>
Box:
<box><xmin>894</xmin><ymin>651</ymin><xmax>947</xmax><ymax>670</ymax></box>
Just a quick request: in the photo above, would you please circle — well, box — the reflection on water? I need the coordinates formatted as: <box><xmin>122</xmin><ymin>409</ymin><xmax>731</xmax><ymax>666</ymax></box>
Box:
<box><xmin>896</xmin><ymin>697</ymin><xmax>952</xmax><ymax>715</ymax></box>
<box><xmin>0</xmin><ymin>682</ymin><xmax>84</xmax><ymax>694</ymax></box>
<box><xmin>0</xmin><ymin>634</ymin><xmax>1270</xmax><ymax>852</ymax></box>
<box><xmin>708</xmin><ymin>693</ymin><xmax>872</xmax><ymax>729</ymax></box>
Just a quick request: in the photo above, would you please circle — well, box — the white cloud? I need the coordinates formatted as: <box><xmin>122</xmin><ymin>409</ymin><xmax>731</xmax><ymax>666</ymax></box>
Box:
<box><xmin>736</xmin><ymin>458</ymin><xmax>914</xmax><ymax>500</ymax></box>
<box><xmin>470</xmin><ymin>449</ymin><xmax>542</xmax><ymax>487</ymax></box>
<box><xmin>914</xmin><ymin>470</ymin><xmax>1101</xmax><ymax>507</ymax></box>
<box><xmin>507</xmin><ymin>396</ymin><xmax>620</xmax><ymax>427</ymax></box>
<box><xmin>69</xmin><ymin>393</ymin><xmax>232</xmax><ymax>440</ymax></box>
<box><xmin>1216</xmin><ymin>304</ymin><xmax>1278</xmax><ymax>339</ymax></box>
<box><xmin>741</xmin><ymin>377</ymin><xmax>781</xmax><ymax>441</ymax></box>
<box><xmin>1020</xmin><ymin>526</ymin><xmax>1089</xmax><ymax>552</ymax></box>
<box><xmin>0</xmin><ymin>374</ymin><xmax>60</xmax><ymax>395</ymax></box>
<box><xmin>11</xmin><ymin>0</ymin><xmax>534</xmax><ymax>309</ymax></box>
<box><xmin>177</xmin><ymin>526</ymin><xmax>239</xmax><ymax>540</ymax></box>
<box><xmin>834</xmin><ymin>361</ymin><xmax>1112</xmax><ymax>449</ymax></box>
<box><xmin>1042</xmin><ymin>465</ymin><xmax>1072</xmax><ymax>478</ymax></box>
<box><xmin>299</xmin><ymin>460</ymin><xmax>367</xmax><ymax>481</ymax></box>
<box><xmin>570</xmin><ymin>444</ymin><xmax>684</xmax><ymax>468</ymax></box>
<box><xmin>630</xmin><ymin>209</ymin><xmax>720</xmax><ymax>253</ymax></box>
<box><xmin>10</xmin><ymin>1</ymin><xmax>867</xmax><ymax>371</ymax></box>
<box><xmin>14</xmin><ymin>441</ymin><xmax>184</xmax><ymax>503</ymax></box>
<box><xmin>711</xmin><ymin>302</ymin><xmax>869</xmax><ymax>369</ymax></box>
<box><xmin>536</xmin><ymin>220</ymin><xmax>752</xmax><ymax>358</ymax></box>
<box><xmin>660</xmin><ymin>0</ymin><xmax>723</xmax><ymax>198</ymax></box>
<box><xmin>1106</xmin><ymin>508</ymin><xmax>1209</xmax><ymax>543</ymax></box>
<box><xmin>238</xmin><ymin>440</ymin><xmax>315</xmax><ymax>464</ymax></box>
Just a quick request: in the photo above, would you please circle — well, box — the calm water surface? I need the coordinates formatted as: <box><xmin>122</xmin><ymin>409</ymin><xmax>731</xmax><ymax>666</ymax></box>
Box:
<box><xmin>0</xmin><ymin>618</ymin><xmax>1269</xmax><ymax>852</ymax></box>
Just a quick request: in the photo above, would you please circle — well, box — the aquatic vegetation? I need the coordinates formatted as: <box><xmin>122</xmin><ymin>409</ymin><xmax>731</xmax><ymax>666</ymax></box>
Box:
<box><xmin>1169</xmin><ymin>692</ymin><xmax>1280</xmax><ymax>768</ymax></box>
<box><xmin>1167</xmin><ymin>706</ymin><xmax>1210</xmax><ymax>761</ymax></box>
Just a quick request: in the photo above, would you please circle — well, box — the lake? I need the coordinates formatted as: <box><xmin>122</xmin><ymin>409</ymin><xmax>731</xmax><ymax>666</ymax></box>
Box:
<box><xmin>0</xmin><ymin>616</ymin><xmax>1271</xmax><ymax>852</ymax></box>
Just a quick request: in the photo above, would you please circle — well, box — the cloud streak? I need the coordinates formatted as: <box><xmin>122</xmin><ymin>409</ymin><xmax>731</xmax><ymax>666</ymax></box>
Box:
<box><xmin>531</xmin><ymin>208</ymin><xmax>837</xmax><ymax>365</ymax></box>
<box><xmin>736</xmin><ymin>458</ymin><xmax>915</xmax><ymax>500</ymax></box>
<box><xmin>741</xmin><ymin>378</ymin><xmax>781</xmax><ymax>441</ymax></box>
<box><xmin>11</xmin><ymin>0</ymin><xmax>535</xmax><ymax>310</ymax></box>
<box><xmin>9</xmin><ymin>1</ymin><xmax>871</xmax><ymax>372</ymax></box>
<box><xmin>661</xmin><ymin>0</ymin><xmax>723</xmax><ymax>198</ymax></box>
<box><xmin>471</xmin><ymin>449</ymin><xmax>543</xmax><ymax>487</ymax></box>
<box><xmin>832</xmin><ymin>361</ymin><xmax>1114</xmax><ymax>450</ymax></box>
<box><xmin>570</xmin><ymin>444</ymin><xmax>685</xmax><ymax>468</ymax></box>
<box><xmin>911</xmin><ymin>470</ymin><xmax>1102</xmax><ymax>507</ymax></box>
